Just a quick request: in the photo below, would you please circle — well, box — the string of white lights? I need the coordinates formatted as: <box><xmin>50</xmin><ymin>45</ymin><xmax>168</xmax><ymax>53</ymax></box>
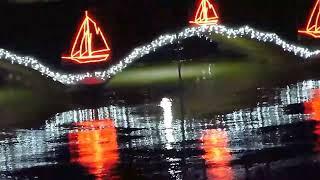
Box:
<box><xmin>0</xmin><ymin>25</ymin><xmax>319</xmax><ymax>85</ymax></box>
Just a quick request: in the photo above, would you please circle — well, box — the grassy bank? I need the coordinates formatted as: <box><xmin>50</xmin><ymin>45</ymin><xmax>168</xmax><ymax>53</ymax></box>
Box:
<box><xmin>1</xmin><ymin>34</ymin><xmax>320</xmax><ymax>127</ymax></box>
<box><xmin>106</xmin><ymin>35</ymin><xmax>320</xmax><ymax>117</ymax></box>
<box><xmin>0</xmin><ymin>87</ymin><xmax>69</xmax><ymax>128</ymax></box>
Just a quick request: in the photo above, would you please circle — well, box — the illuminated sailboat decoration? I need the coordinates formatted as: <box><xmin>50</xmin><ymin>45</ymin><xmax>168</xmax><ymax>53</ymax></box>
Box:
<box><xmin>298</xmin><ymin>0</ymin><xmax>320</xmax><ymax>38</ymax></box>
<box><xmin>189</xmin><ymin>0</ymin><xmax>219</xmax><ymax>26</ymax></box>
<box><xmin>62</xmin><ymin>11</ymin><xmax>111</xmax><ymax>64</ymax></box>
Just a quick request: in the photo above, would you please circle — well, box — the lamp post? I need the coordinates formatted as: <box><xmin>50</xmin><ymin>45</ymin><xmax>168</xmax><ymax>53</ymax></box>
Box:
<box><xmin>174</xmin><ymin>41</ymin><xmax>188</xmax><ymax>178</ymax></box>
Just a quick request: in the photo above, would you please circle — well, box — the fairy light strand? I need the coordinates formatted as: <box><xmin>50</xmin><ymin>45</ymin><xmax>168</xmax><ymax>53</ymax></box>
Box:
<box><xmin>0</xmin><ymin>25</ymin><xmax>319</xmax><ymax>85</ymax></box>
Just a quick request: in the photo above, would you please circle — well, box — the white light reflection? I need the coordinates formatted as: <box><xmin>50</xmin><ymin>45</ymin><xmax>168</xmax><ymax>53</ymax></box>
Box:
<box><xmin>160</xmin><ymin>97</ymin><xmax>175</xmax><ymax>149</ymax></box>
<box><xmin>0</xmin><ymin>105</ymin><xmax>134</xmax><ymax>173</ymax></box>
<box><xmin>0</xmin><ymin>129</ymin><xmax>61</xmax><ymax>172</ymax></box>
<box><xmin>280</xmin><ymin>80</ymin><xmax>320</xmax><ymax>105</ymax></box>
<box><xmin>0</xmin><ymin>99</ymin><xmax>182</xmax><ymax>173</ymax></box>
<box><xmin>192</xmin><ymin>79</ymin><xmax>320</xmax><ymax>151</ymax></box>
<box><xmin>219</xmin><ymin>80</ymin><xmax>320</xmax><ymax>131</ymax></box>
<box><xmin>1</xmin><ymin>79</ymin><xmax>319</xmax><ymax>177</ymax></box>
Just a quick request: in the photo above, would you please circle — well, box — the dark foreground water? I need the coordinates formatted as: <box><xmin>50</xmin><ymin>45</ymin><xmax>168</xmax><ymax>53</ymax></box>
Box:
<box><xmin>2</xmin><ymin>79</ymin><xmax>320</xmax><ymax>180</ymax></box>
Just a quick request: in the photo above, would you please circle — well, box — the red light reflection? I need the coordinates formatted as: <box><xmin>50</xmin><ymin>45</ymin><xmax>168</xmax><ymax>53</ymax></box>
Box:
<box><xmin>202</xmin><ymin>129</ymin><xmax>233</xmax><ymax>180</ymax></box>
<box><xmin>304</xmin><ymin>89</ymin><xmax>320</xmax><ymax>152</ymax></box>
<box><xmin>68</xmin><ymin>119</ymin><xmax>118</xmax><ymax>179</ymax></box>
<box><xmin>304</xmin><ymin>89</ymin><xmax>320</xmax><ymax>121</ymax></box>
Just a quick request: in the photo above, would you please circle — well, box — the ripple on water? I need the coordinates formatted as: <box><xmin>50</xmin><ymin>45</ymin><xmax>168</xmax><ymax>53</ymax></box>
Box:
<box><xmin>1</xmin><ymin>80</ymin><xmax>320</xmax><ymax>179</ymax></box>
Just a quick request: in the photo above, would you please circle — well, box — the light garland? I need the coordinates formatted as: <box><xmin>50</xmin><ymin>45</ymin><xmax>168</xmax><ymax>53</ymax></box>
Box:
<box><xmin>0</xmin><ymin>25</ymin><xmax>320</xmax><ymax>85</ymax></box>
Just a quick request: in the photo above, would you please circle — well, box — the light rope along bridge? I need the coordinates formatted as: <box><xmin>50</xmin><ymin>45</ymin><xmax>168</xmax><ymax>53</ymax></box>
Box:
<box><xmin>0</xmin><ymin>25</ymin><xmax>319</xmax><ymax>85</ymax></box>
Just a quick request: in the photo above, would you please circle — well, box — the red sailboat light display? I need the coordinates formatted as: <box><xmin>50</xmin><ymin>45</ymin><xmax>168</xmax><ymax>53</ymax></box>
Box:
<box><xmin>189</xmin><ymin>0</ymin><xmax>219</xmax><ymax>26</ymax></box>
<box><xmin>298</xmin><ymin>0</ymin><xmax>320</xmax><ymax>38</ymax></box>
<box><xmin>62</xmin><ymin>11</ymin><xmax>111</xmax><ymax>64</ymax></box>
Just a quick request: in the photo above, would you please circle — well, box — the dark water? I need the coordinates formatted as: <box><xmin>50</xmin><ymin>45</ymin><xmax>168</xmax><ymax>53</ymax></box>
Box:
<box><xmin>1</xmin><ymin>79</ymin><xmax>320</xmax><ymax>180</ymax></box>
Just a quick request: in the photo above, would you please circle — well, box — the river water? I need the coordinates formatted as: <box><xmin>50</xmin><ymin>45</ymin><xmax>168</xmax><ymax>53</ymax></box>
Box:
<box><xmin>1</xmin><ymin>78</ymin><xmax>320</xmax><ymax>179</ymax></box>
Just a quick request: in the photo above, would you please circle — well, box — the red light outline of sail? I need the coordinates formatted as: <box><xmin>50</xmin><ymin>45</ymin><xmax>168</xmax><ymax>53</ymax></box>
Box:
<box><xmin>62</xmin><ymin>11</ymin><xmax>111</xmax><ymax>64</ymax></box>
<box><xmin>189</xmin><ymin>0</ymin><xmax>219</xmax><ymax>26</ymax></box>
<box><xmin>299</xmin><ymin>0</ymin><xmax>320</xmax><ymax>38</ymax></box>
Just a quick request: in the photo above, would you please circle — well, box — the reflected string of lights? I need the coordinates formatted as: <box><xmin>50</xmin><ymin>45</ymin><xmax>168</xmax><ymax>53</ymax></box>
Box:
<box><xmin>0</xmin><ymin>129</ymin><xmax>61</xmax><ymax>172</ymax></box>
<box><xmin>1</xmin><ymin>25</ymin><xmax>320</xmax><ymax>85</ymax></box>
<box><xmin>0</xmin><ymin>98</ymin><xmax>185</xmax><ymax>173</ymax></box>
<box><xmin>280</xmin><ymin>80</ymin><xmax>320</xmax><ymax>105</ymax></box>
<box><xmin>197</xmin><ymin>80</ymin><xmax>320</xmax><ymax>133</ymax></box>
<box><xmin>2</xmin><ymin>79</ymin><xmax>318</xmax><ymax>173</ymax></box>
<box><xmin>180</xmin><ymin>80</ymin><xmax>320</xmax><ymax>151</ymax></box>
<box><xmin>45</xmin><ymin>98</ymin><xmax>186</xmax><ymax>150</ymax></box>
<box><xmin>2</xmin><ymin>80</ymin><xmax>318</xmax><ymax>176</ymax></box>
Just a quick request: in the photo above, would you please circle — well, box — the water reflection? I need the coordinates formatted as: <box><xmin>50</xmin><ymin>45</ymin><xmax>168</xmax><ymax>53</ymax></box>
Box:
<box><xmin>280</xmin><ymin>80</ymin><xmax>320</xmax><ymax>105</ymax></box>
<box><xmin>0</xmin><ymin>129</ymin><xmax>61</xmax><ymax>173</ymax></box>
<box><xmin>160</xmin><ymin>98</ymin><xmax>175</xmax><ymax>150</ymax></box>
<box><xmin>304</xmin><ymin>89</ymin><xmax>320</xmax><ymax>121</ymax></box>
<box><xmin>3</xmin><ymin>80</ymin><xmax>320</xmax><ymax>179</ymax></box>
<box><xmin>68</xmin><ymin>119</ymin><xmax>119</xmax><ymax>179</ymax></box>
<box><xmin>302</xmin><ymin>89</ymin><xmax>320</xmax><ymax>153</ymax></box>
<box><xmin>202</xmin><ymin>129</ymin><xmax>233</xmax><ymax>180</ymax></box>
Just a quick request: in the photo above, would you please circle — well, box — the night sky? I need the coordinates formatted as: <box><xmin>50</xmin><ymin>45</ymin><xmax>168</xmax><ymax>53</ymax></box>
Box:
<box><xmin>0</xmin><ymin>0</ymin><xmax>315</xmax><ymax>67</ymax></box>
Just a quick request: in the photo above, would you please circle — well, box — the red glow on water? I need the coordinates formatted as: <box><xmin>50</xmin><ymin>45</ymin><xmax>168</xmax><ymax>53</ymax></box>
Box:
<box><xmin>304</xmin><ymin>89</ymin><xmax>320</xmax><ymax>120</ymax></box>
<box><xmin>202</xmin><ymin>129</ymin><xmax>233</xmax><ymax>180</ymax></box>
<box><xmin>68</xmin><ymin>119</ymin><xmax>118</xmax><ymax>179</ymax></box>
<box><xmin>303</xmin><ymin>89</ymin><xmax>320</xmax><ymax>152</ymax></box>
<box><xmin>298</xmin><ymin>0</ymin><xmax>320</xmax><ymax>38</ymax></box>
<box><xmin>190</xmin><ymin>0</ymin><xmax>219</xmax><ymax>26</ymax></box>
<box><xmin>62</xmin><ymin>11</ymin><xmax>111</xmax><ymax>64</ymax></box>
